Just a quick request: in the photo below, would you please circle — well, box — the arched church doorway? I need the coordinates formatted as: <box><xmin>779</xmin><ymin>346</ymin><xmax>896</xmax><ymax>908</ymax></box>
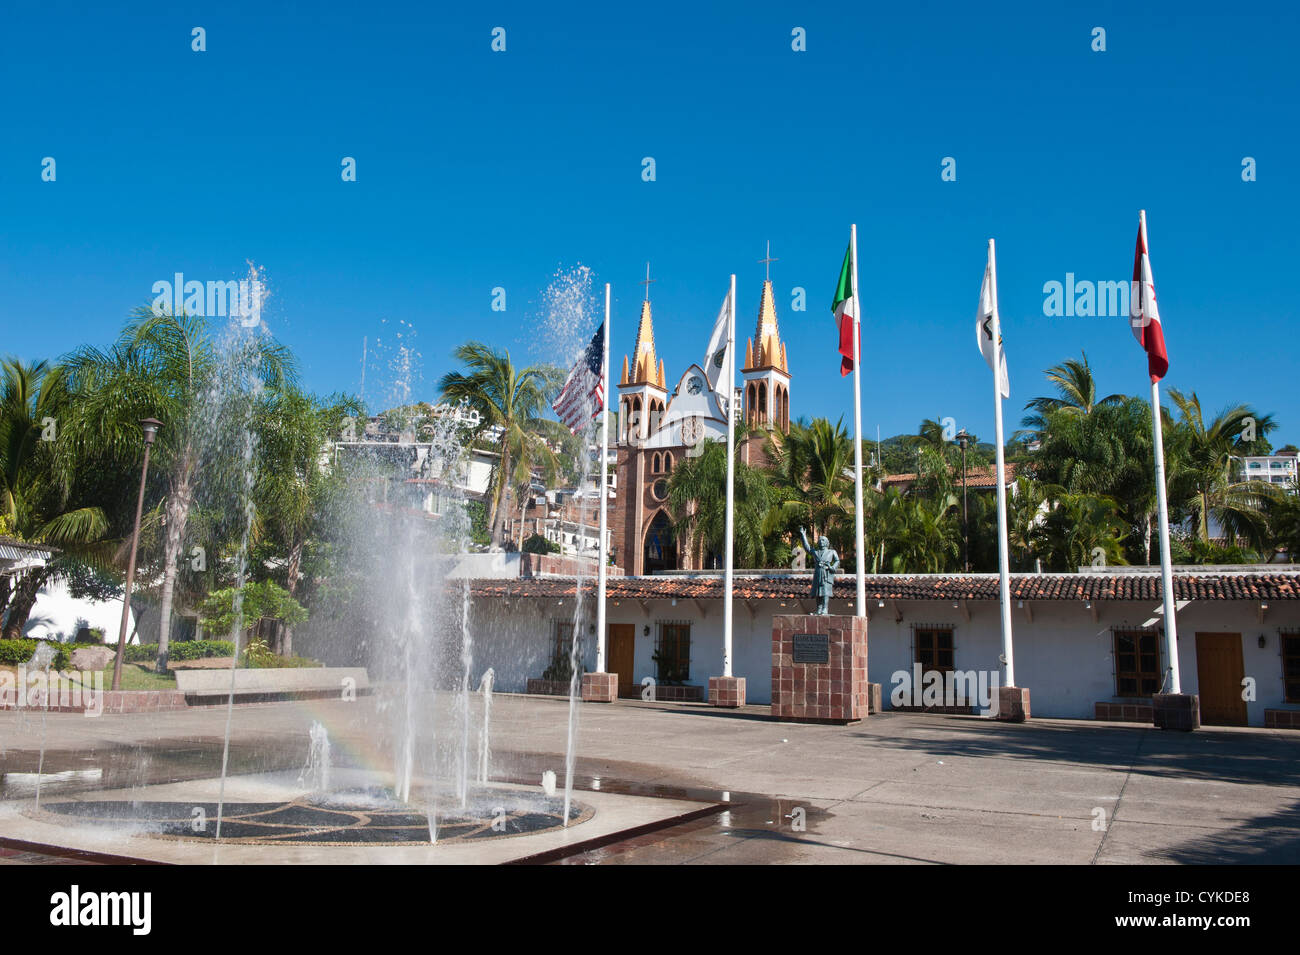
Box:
<box><xmin>643</xmin><ymin>511</ymin><xmax>677</xmax><ymax>574</ymax></box>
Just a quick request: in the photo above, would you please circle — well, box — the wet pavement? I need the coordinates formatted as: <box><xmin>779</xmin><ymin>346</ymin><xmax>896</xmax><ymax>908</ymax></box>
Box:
<box><xmin>2</xmin><ymin>694</ymin><xmax>1298</xmax><ymax>864</ymax></box>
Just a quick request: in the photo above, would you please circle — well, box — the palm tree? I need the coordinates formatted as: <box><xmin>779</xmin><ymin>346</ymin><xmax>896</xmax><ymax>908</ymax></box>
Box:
<box><xmin>1034</xmin><ymin>492</ymin><xmax>1128</xmax><ymax>571</ymax></box>
<box><xmin>1165</xmin><ymin>390</ymin><xmax>1278</xmax><ymax>548</ymax></box>
<box><xmin>767</xmin><ymin>417</ymin><xmax>855</xmax><ymax>547</ymax></box>
<box><xmin>1030</xmin><ymin>398</ymin><xmax>1158</xmax><ymax>563</ymax></box>
<box><xmin>1</xmin><ymin>358</ymin><xmax>60</xmax><ymax>525</ymax></box>
<box><xmin>56</xmin><ymin>308</ymin><xmax>294</xmax><ymax>666</ymax></box>
<box><xmin>665</xmin><ymin>437</ymin><xmax>773</xmax><ymax>568</ymax></box>
<box><xmin>1020</xmin><ymin>351</ymin><xmax>1123</xmax><ymax>439</ymax></box>
<box><xmin>880</xmin><ymin>492</ymin><xmax>959</xmax><ymax>574</ymax></box>
<box><xmin>438</xmin><ymin>342</ymin><xmax>563</xmax><ymax>546</ymax></box>
<box><xmin>0</xmin><ymin>359</ymin><xmax>110</xmax><ymax>636</ymax></box>
<box><xmin>910</xmin><ymin>418</ymin><xmax>961</xmax><ymax>470</ymax></box>
<box><xmin>861</xmin><ymin>487</ymin><xmax>900</xmax><ymax>573</ymax></box>
<box><xmin>255</xmin><ymin>388</ymin><xmax>361</xmax><ymax>655</ymax></box>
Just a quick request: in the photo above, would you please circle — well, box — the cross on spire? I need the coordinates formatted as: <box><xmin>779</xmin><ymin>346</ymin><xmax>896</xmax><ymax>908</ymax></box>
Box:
<box><xmin>639</xmin><ymin>262</ymin><xmax>656</xmax><ymax>301</ymax></box>
<box><xmin>758</xmin><ymin>240</ymin><xmax>778</xmax><ymax>282</ymax></box>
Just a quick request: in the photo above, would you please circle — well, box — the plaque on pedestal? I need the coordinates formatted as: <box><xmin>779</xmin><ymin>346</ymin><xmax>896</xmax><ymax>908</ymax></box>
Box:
<box><xmin>771</xmin><ymin>614</ymin><xmax>868</xmax><ymax>724</ymax></box>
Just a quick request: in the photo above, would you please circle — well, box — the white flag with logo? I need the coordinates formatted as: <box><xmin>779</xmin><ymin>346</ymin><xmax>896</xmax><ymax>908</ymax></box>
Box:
<box><xmin>976</xmin><ymin>242</ymin><xmax>1010</xmax><ymax>398</ymax></box>
<box><xmin>704</xmin><ymin>286</ymin><xmax>732</xmax><ymax>407</ymax></box>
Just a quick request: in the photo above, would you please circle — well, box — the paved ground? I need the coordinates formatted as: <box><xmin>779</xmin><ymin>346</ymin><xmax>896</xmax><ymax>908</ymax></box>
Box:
<box><xmin>2</xmin><ymin>695</ymin><xmax>1298</xmax><ymax>864</ymax></box>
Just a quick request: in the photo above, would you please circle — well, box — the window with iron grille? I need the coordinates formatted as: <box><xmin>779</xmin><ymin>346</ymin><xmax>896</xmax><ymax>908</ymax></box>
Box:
<box><xmin>913</xmin><ymin>625</ymin><xmax>954</xmax><ymax>674</ymax></box>
<box><xmin>1282</xmin><ymin>631</ymin><xmax>1300</xmax><ymax>704</ymax></box>
<box><xmin>543</xmin><ymin>621</ymin><xmax>574</xmax><ymax>680</ymax></box>
<box><xmin>654</xmin><ymin>622</ymin><xmax>691</xmax><ymax>685</ymax></box>
<box><xmin>1113</xmin><ymin>628</ymin><xmax>1161</xmax><ymax>697</ymax></box>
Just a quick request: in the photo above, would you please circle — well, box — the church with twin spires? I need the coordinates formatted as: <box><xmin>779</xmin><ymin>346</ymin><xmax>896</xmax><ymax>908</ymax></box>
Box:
<box><xmin>611</xmin><ymin>274</ymin><xmax>792</xmax><ymax>574</ymax></box>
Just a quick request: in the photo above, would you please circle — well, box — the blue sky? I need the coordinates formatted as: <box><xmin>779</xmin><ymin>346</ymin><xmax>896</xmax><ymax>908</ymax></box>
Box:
<box><xmin>2</xmin><ymin>2</ymin><xmax>1297</xmax><ymax>445</ymax></box>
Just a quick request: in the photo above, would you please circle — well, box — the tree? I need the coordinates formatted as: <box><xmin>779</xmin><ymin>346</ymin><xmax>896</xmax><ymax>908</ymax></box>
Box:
<box><xmin>0</xmin><ymin>359</ymin><xmax>111</xmax><ymax>637</ymax></box>
<box><xmin>1028</xmin><ymin>398</ymin><xmax>1157</xmax><ymax>563</ymax></box>
<box><xmin>1020</xmin><ymin>351</ymin><xmax>1123</xmax><ymax>440</ymax></box>
<box><xmin>1266</xmin><ymin>488</ymin><xmax>1300</xmax><ymax>561</ymax></box>
<box><xmin>198</xmin><ymin>579</ymin><xmax>307</xmax><ymax>653</ymax></box>
<box><xmin>767</xmin><ymin>417</ymin><xmax>855</xmax><ymax>552</ymax></box>
<box><xmin>666</xmin><ymin>437</ymin><xmax>774</xmax><ymax>568</ymax></box>
<box><xmin>1165</xmin><ymin>389</ymin><xmax>1277</xmax><ymax>549</ymax></box>
<box><xmin>437</xmin><ymin>342</ymin><xmax>563</xmax><ymax>546</ymax></box>
<box><xmin>56</xmin><ymin>308</ymin><xmax>294</xmax><ymax>666</ymax></box>
<box><xmin>522</xmin><ymin>533</ymin><xmax>559</xmax><ymax>555</ymax></box>
<box><xmin>1033</xmin><ymin>492</ymin><xmax>1128</xmax><ymax>571</ymax></box>
<box><xmin>883</xmin><ymin>492</ymin><xmax>960</xmax><ymax>574</ymax></box>
<box><xmin>254</xmin><ymin>388</ymin><xmax>361</xmax><ymax>656</ymax></box>
<box><xmin>1005</xmin><ymin>476</ymin><xmax>1047</xmax><ymax>570</ymax></box>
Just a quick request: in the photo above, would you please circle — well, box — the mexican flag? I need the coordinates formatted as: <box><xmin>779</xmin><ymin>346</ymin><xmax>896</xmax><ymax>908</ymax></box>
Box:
<box><xmin>831</xmin><ymin>240</ymin><xmax>858</xmax><ymax>377</ymax></box>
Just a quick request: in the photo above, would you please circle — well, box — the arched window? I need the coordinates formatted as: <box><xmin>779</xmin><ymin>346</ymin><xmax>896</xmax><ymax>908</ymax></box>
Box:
<box><xmin>758</xmin><ymin>382</ymin><xmax>768</xmax><ymax>425</ymax></box>
<box><xmin>664</xmin><ymin>452</ymin><xmax>673</xmax><ymax>473</ymax></box>
<box><xmin>652</xmin><ymin>452</ymin><xmax>661</xmax><ymax>474</ymax></box>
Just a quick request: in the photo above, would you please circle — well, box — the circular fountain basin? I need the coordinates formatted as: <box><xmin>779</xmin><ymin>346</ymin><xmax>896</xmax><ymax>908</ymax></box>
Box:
<box><xmin>34</xmin><ymin>782</ymin><xmax>592</xmax><ymax>846</ymax></box>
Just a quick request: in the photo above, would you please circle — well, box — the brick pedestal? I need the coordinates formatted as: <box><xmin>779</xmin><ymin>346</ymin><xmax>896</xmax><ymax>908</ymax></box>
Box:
<box><xmin>580</xmin><ymin>672</ymin><xmax>618</xmax><ymax>703</ymax></box>
<box><xmin>995</xmin><ymin>686</ymin><xmax>1030</xmax><ymax>722</ymax></box>
<box><xmin>771</xmin><ymin>614</ymin><xmax>868</xmax><ymax>724</ymax></box>
<box><xmin>1152</xmin><ymin>692</ymin><xmax>1200</xmax><ymax>731</ymax></box>
<box><xmin>708</xmin><ymin>676</ymin><xmax>746</xmax><ymax>708</ymax></box>
<box><xmin>867</xmin><ymin>683</ymin><xmax>882</xmax><ymax>715</ymax></box>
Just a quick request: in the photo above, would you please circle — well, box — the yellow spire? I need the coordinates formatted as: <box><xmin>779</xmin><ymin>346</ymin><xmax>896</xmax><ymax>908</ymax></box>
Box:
<box><xmin>745</xmin><ymin>280</ymin><xmax>787</xmax><ymax>372</ymax></box>
<box><xmin>626</xmin><ymin>299</ymin><xmax>662</xmax><ymax>386</ymax></box>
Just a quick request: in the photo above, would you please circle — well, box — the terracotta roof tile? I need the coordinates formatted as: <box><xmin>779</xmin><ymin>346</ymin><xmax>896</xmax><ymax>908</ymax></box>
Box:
<box><xmin>467</xmin><ymin>571</ymin><xmax>1300</xmax><ymax>602</ymax></box>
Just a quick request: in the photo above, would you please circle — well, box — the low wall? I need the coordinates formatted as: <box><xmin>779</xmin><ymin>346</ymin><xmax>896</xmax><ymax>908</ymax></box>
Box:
<box><xmin>175</xmin><ymin>666</ymin><xmax>370</xmax><ymax>700</ymax></box>
<box><xmin>0</xmin><ymin>689</ymin><xmax>188</xmax><ymax>714</ymax></box>
<box><xmin>520</xmin><ymin>553</ymin><xmax>622</xmax><ymax>578</ymax></box>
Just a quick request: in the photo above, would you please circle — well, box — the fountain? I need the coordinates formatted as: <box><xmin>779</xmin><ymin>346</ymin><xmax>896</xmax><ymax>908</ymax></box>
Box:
<box><xmin>539</xmin><ymin>266</ymin><xmax>603</xmax><ymax>826</ymax></box>
<box><xmin>298</xmin><ymin>721</ymin><xmax>332</xmax><ymax>794</ymax></box>
<box><xmin>477</xmin><ymin>668</ymin><xmax>494</xmax><ymax>784</ymax></box>
<box><xmin>0</xmin><ymin>265</ymin><xmax>710</xmax><ymax>864</ymax></box>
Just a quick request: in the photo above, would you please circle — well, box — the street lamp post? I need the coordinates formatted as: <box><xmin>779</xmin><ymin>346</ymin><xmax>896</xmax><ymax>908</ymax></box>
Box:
<box><xmin>111</xmin><ymin>418</ymin><xmax>162</xmax><ymax>691</ymax></box>
<box><xmin>956</xmin><ymin>429</ymin><xmax>970</xmax><ymax>573</ymax></box>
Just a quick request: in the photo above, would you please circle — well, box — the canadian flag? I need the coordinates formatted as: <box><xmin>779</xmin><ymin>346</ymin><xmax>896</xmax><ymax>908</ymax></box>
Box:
<box><xmin>1129</xmin><ymin>210</ymin><xmax>1169</xmax><ymax>382</ymax></box>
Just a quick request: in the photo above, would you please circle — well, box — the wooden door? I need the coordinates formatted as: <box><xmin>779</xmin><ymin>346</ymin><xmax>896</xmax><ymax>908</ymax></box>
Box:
<box><xmin>1195</xmin><ymin>632</ymin><xmax>1248</xmax><ymax>726</ymax></box>
<box><xmin>608</xmin><ymin>624</ymin><xmax>636</xmax><ymax>698</ymax></box>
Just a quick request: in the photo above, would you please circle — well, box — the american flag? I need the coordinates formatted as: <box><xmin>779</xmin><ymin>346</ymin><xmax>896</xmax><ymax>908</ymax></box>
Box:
<box><xmin>552</xmin><ymin>324</ymin><xmax>605</xmax><ymax>434</ymax></box>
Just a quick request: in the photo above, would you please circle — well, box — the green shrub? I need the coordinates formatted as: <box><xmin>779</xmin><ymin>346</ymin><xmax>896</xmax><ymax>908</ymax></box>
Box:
<box><xmin>125</xmin><ymin>639</ymin><xmax>235</xmax><ymax>663</ymax></box>
<box><xmin>244</xmin><ymin>651</ymin><xmax>322</xmax><ymax>669</ymax></box>
<box><xmin>0</xmin><ymin>640</ymin><xmax>70</xmax><ymax>671</ymax></box>
<box><xmin>522</xmin><ymin>533</ymin><xmax>560</xmax><ymax>555</ymax></box>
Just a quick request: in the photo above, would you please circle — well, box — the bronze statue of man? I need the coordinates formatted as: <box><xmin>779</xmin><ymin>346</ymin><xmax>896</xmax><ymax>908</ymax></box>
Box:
<box><xmin>799</xmin><ymin>529</ymin><xmax>841</xmax><ymax>615</ymax></box>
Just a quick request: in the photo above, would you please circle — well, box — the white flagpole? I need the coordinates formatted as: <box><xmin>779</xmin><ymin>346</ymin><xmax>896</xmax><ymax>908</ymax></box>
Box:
<box><xmin>596</xmin><ymin>282</ymin><xmax>611</xmax><ymax>674</ymax></box>
<box><xmin>1140</xmin><ymin>208</ymin><xmax>1181</xmax><ymax>693</ymax></box>
<box><xmin>723</xmin><ymin>274</ymin><xmax>736</xmax><ymax>677</ymax></box>
<box><xmin>988</xmin><ymin>239</ymin><xmax>1016</xmax><ymax>688</ymax></box>
<box><xmin>850</xmin><ymin>224</ymin><xmax>866</xmax><ymax>616</ymax></box>
<box><xmin>1150</xmin><ymin>379</ymin><xmax>1180</xmax><ymax>692</ymax></box>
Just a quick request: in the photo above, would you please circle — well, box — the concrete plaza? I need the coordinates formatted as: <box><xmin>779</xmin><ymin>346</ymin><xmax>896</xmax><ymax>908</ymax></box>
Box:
<box><xmin>2</xmin><ymin>696</ymin><xmax>1298</xmax><ymax>864</ymax></box>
